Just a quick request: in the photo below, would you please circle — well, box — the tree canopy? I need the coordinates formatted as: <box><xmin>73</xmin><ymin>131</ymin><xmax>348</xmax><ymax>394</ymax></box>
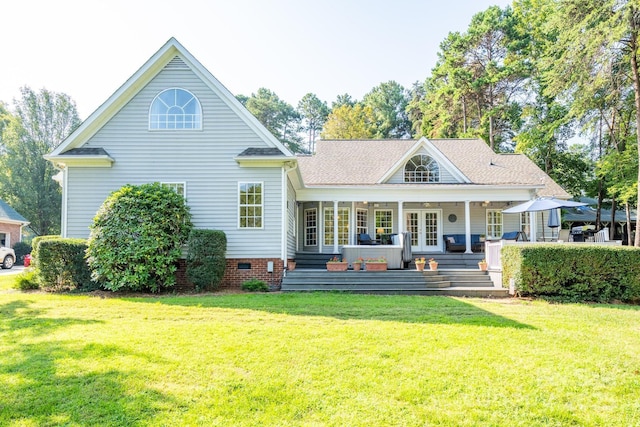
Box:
<box><xmin>0</xmin><ymin>87</ymin><xmax>80</xmax><ymax>236</ymax></box>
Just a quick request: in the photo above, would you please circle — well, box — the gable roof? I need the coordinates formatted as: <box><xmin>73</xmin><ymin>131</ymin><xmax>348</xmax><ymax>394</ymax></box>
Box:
<box><xmin>0</xmin><ymin>199</ymin><xmax>29</xmax><ymax>225</ymax></box>
<box><xmin>47</xmin><ymin>37</ymin><xmax>293</xmax><ymax>160</ymax></box>
<box><xmin>297</xmin><ymin>138</ymin><xmax>569</xmax><ymax>198</ymax></box>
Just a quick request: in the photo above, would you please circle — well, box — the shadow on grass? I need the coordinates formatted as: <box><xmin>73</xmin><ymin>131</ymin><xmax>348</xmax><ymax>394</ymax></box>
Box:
<box><xmin>124</xmin><ymin>292</ymin><xmax>534</xmax><ymax>329</ymax></box>
<box><xmin>0</xmin><ymin>300</ymin><xmax>176</xmax><ymax>426</ymax></box>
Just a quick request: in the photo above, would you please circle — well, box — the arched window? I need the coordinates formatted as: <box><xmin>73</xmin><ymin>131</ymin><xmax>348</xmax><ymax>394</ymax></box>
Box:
<box><xmin>404</xmin><ymin>155</ymin><xmax>440</xmax><ymax>182</ymax></box>
<box><xmin>149</xmin><ymin>88</ymin><xmax>202</xmax><ymax>129</ymax></box>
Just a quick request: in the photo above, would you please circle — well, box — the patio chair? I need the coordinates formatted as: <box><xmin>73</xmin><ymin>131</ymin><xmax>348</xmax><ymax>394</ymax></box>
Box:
<box><xmin>357</xmin><ymin>233</ymin><xmax>380</xmax><ymax>245</ymax></box>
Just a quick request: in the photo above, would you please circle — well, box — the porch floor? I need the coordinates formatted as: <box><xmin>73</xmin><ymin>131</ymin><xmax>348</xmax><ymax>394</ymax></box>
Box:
<box><xmin>294</xmin><ymin>252</ymin><xmax>487</xmax><ymax>270</ymax></box>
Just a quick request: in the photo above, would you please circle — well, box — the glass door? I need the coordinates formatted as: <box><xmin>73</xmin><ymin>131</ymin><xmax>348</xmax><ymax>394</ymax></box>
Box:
<box><xmin>405</xmin><ymin>210</ymin><xmax>442</xmax><ymax>252</ymax></box>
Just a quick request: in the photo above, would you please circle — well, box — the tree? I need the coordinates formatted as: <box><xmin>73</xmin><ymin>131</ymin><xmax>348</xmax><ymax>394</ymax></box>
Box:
<box><xmin>362</xmin><ymin>81</ymin><xmax>412</xmax><ymax>138</ymax></box>
<box><xmin>320</xmin><ymin>104</ymin><xmax>377</xmax><ymax>139</ymax></box>
<box><xmin>419</xmin><ymin>6</ymin><xmax>526</xmax><ymax>150</ymax></box>
<box><xmin>0</xmin><ymin>87</ymin><xmax>80</xmax><ymax>236</ymax></box>
<box><xmin>237</xmin><ymin>88</ymin><xmax>303</xmax><ymax>152</ymax></box>
<box><xmin>332</xmin><ymin>93</ymin><xmax>355</xmax><ymax>109</ymax></box>
<box><xmin>538</xmin><ymin>0</ymin><xmax>640</xmax><ymax>246</ymax></box>
<box><xmin>87</xmin><ymin>183</ymin><xmax>192</xmax><ymax>292</ymax></box>
<box><xmin>297</xmin><ymin>93</ymin><xmax>329</xmax><ymax>153</ymax></box>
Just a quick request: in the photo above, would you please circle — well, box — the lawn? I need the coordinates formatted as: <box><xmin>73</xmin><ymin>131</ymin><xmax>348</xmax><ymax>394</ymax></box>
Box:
<box><xmin>1</xmin><ymin>275</ymin><xmax>639</xmax><ymax>426</ymax></box>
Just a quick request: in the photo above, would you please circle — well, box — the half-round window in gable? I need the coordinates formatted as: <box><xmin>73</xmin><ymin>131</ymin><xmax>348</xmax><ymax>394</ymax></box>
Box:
<box><xmin>404</xmin><ymin>155</ymin><xmax>440</xmax><ymax>182</ymax></box>
<box><xmin>149</xmin><ymin>88</ymin><xmax>202</xmax><ymax>130</ymax></box>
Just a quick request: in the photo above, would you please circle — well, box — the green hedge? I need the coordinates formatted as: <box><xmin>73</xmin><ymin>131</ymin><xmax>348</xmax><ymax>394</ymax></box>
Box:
<box><xmin>502</xmin><ymin>244</ymin><xmax>640</xmax><ymax>303</ymax></box>
<box><xmin>186</xmin><ymin>229</ymin><xmax>227</xmax><ymax>291</ymax></box>
<box><xmin>30</xmin><ymin>235</ymin><xmax>61</xmax><ymax>270</ymax></box>
<box><xmin>36</xmin><ymin>238</ymin><xmax>94</xmax><ymax>292</ymax></box>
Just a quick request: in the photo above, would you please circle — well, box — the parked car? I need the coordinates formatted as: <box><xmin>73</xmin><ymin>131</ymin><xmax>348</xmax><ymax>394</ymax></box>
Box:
<box><xmin>0</xmin><ymin>246</ymin><xmax>15</xmax><ymax>269</ymax></box>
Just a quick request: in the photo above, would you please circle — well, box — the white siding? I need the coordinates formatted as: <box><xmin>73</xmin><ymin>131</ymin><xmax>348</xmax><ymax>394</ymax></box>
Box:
<box><xmin>65</xmin><ymin>65</ymin><xmax>285</xmax><ymax>258</ymax></box>
<box><xmin>286</xmin><ymin>177</ymin><xmax>297</xmax><ymax>258</ymax></box>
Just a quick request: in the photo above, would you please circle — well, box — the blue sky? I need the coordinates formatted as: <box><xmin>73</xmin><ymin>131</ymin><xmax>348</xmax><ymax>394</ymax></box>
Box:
<box><xmin>2</xmin><ymin>0</ymin><xmax>511</xmax><ymax>119</ymax></box>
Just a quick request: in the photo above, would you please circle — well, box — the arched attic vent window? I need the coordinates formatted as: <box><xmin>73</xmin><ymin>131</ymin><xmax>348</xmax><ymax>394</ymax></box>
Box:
<box><xmin>404</xmin><ymin>154</ymin><xmax>440</xmax><ymax>182</ymax></box>
<box><xmin>149</xmin><ymin>88</ymin><xmax>202</xmax><ymax>130</ymax></box>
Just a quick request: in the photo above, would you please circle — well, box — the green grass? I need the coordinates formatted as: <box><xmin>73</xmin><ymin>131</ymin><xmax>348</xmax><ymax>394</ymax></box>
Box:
<box><xmin>1</xmin><ymin>281</ymin><xmax>639</xmax><ymax>426</ymax></box>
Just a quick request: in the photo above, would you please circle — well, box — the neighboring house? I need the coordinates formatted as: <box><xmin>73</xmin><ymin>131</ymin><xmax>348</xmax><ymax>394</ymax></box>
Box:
<box><xmin>0</xmin><ymin>199</ymin><xmax>29</xmax><ymax>247</ymax></box>
<box><xmin>45</xmin><ymin>38</ymin><xmax>570</xmax><ymax>288</ymax></box>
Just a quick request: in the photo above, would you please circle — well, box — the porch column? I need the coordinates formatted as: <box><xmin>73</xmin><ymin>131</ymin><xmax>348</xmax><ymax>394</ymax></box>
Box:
<box><xmin>319</xmin><ymin>202</ymin><xmax>323</xmax><ymax>253</ymax></box>
<box><xmin>351</xmin><ymin>201</ymin><xmax>356</xmax><ymax>245</ymax></box>
<box><xmin>529</xmin><ymin>211</ymin><xmax>537</xmax><ymax>242</ymax></box>
<box><xmin>398</xmin><ymin>201</ymin><xmax>404</xmax><ymax>233</ymax></box>
<box><xmin>333</xmin><ymin>200</ymin><xmax>339</xmax><ymax>254</ymax></box>
<box><xmin>465</xmin><ymin>200</ymin><xmax>472</xmax><ymax>253</ymax></box>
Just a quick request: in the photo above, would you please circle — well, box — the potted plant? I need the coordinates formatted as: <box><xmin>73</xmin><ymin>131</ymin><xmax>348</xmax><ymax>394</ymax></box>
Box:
<box><xmin>353</xmin><ymin>257</ymin><xmax>364</xmax><ymax>271</ymax></box>
<box><xmin>415</xmin><ymin>257</ymin><xmax>426</xmax><ymax>271</ymax></box>
<box><xmin>428</xmin><ymin>258</ymin><xmax>438</xmax><ymax>271</ymax></box>
<box><xmin>326</xmin><ymin>256</ymin><xmax>348</xmax><ymax>271</ymax></box>
<box><xmin>365</xmin><ymin>257</ymin><xmax>387</xmax><ymax>271</ymax></box>
<box><xmin>287</xmin><ymin>259</ymin><xmax>296</xmax><ymax>271</ymax></box>
<box><xmin>478</xmin><ymin>259</ymin><xmax>488</xmax><ymax>271</ymax></box>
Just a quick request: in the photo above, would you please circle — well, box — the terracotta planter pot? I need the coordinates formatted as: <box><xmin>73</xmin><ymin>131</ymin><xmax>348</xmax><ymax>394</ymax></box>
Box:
<box><xmin>353</xmin><ymin>262</ymin><xmax>362</xmax><ymax>271</ymax></box>
<box><xmin>326</xmin><ymin>262</ymin><xmax>348</xmax><ymax>271</ymax></box>
<box><xmin>287</xmin><ymin>260</ymin><xmax>296</xmax><ymax>271</ymax></box>
<box><xmin>478</xmin><ymin>262</ymin><xmax>488</xmax><ymax>271</ymax></box>
<box><xmin>429</xmin><ymin>262</ymin><xmax>438</xmax><ymax>271</ymax></box>
<box><xmin>365</xmin><ymin>262</ymin><xmax>387</xmax><ymax>271</ymax></box>
<box><xmin>416</xmin><ymin>263</ymin><xmax>425</xmax><ymax>271</ymax></box>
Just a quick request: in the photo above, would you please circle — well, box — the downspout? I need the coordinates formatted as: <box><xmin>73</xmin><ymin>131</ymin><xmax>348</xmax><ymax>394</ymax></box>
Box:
<box><xmin>281</xmin><ymin>162</ymin><xmax>296</xmax><ymax>269</ymax></box>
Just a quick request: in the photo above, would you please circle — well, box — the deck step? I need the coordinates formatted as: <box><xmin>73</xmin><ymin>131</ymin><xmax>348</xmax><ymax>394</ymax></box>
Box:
<box><xmin>281</xmin><ymin>268</ymin><xmax>507</xmax><ymax>297</ymax></box>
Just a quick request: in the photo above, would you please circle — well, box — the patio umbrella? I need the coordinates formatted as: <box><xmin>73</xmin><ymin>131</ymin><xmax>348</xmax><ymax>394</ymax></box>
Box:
<box><xmin>502</xmin><ymin>198</ymin><xmax>587</xmax><ymax>214</ymax></box>
<box><xmin>547</xmin><ymin>208</ymin><xmax>560</xmax><ymax>240</ymax></box>
<box><xmin>502</xmin><ymin>198</ymin><xmax>587</xmax><ymax>241</ymax></box>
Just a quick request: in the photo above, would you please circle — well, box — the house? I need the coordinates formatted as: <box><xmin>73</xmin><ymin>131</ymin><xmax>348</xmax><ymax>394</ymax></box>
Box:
<box><xmin>45</xmin><ymin>38</ymin><xmax>570</xmax><ymax>288</ymax></box>
<box><xmin>0</xmin><ymin>199</ymin><xmax>29</xmax><ymax>247</ymax></box>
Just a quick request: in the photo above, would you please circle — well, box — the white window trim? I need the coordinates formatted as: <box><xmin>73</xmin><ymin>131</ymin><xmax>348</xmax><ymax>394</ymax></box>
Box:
<box><xmin>238</xmin><ymin>181</ymin><xmax>264</xmax><ymax>229</ymax></box>
<box><xmin>374</xmin><ymin>209</ymin><xmax>394</xmax><ymax>237</ymax></box>
<box><xmin>356</xmin><ymin>208</ymin><xmax>369</xmax><ymax>236</ymax></box>
<box><xmin>323</xmin><ymin>207</ymin><xmax>350</xmax><ymax>246</ymax></box>
<box><xmin>486</xmin><ymin>209</ymin><xmax>503</xmax><ymax>239</ymax></box>
<box><xmin>161</xmin><ymin>182</ymin><xmax>187</xmax><ymax>199</ymax></box>
<box><xmin>149</xmin><ymin>87</ymin><xmax>202</xmax><ymax>131</ymax></box>
<box><xmin>304</xmin><ymin>208</ymin><xmax>317</xmax><ymax>247</ymax></box>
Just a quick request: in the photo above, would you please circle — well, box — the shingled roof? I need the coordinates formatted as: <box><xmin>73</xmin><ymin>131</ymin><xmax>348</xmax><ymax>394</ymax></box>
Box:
<box><xmin>297</xmin><ymin>138</ymin><xmax>569</xmax><ymax>198</ymax></box>
<box><xmin>0</xmin><ymin>199</ymin><xmax>28</xmax><ymax>224</ymax></box>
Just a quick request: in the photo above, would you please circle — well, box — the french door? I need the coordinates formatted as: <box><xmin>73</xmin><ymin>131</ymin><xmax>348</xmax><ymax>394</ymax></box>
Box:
<box><xmin>405</xmin><ymin>210</ymin><xmax>442</xmax><ymax>252</ymax></box>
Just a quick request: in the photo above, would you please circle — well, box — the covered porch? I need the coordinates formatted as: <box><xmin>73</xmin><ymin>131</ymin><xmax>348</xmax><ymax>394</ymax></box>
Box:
<box><xmin>293</xmin><ymin>196</ymin><xmax>555</xmax><ymax>258</ymax></box>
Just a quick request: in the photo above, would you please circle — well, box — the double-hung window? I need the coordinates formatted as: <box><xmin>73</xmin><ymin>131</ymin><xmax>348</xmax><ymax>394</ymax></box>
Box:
<box><xmin>161</xmin><ymin>182</ymin><xmax>186</xmax><ymax>198</ymax></box>
<box><xmin>239</xmin><ymin>182</ymin><xmax>263</xmax><ymax>228</ymax></box>
<box><xmin>486</xmin><ymin>209</ymin><xmax>503</xmax><ymax>239</ymax></box>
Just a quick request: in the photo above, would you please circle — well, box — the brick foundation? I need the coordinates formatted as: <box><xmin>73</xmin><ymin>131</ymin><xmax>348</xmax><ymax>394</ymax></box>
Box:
<box><xmin>176</xmin><ymin>257</ymin><xmax>285</xmax><ymax>291</ymax></box>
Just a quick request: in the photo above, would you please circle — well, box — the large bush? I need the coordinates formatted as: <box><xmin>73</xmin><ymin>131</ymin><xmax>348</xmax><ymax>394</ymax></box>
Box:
<box><xmin>36</xmin><ymin>238</ymin><xmax>93</xmax><ymax>291</ymax></box>
<box><xmin>186</xmin><ymin>229</ymin><xmax>227</xmax><ymax>291</ymax></box>
<box><xmin>30</xmin><ymin>235</ymin><xmax>62</xmax><ymax>270</ymax></box>
<box><xmin>502</xmin><ymin>244</ymin><xmax>640</xmax><ymax>303</ymax></box>
<box><xmin>87</xmin><ymin>183</ymin><xmax>192</xmax><ymax>292</ymax></box>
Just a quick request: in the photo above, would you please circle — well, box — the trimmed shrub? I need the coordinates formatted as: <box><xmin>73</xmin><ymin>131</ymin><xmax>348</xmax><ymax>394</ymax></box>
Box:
<box><xmin>87</xmin><ymin>183</ymin><xmax>192</xmax><ymax>292</ymax></box>
<box><xmin>12</xmin><ymin>241</ymin><xmax>32</xmax><ymax>263</ymax></box>
<box><xmin>241</xmin><ymin>278</ymin><xmax>269</xmax><ymax>292</ymax></box>
<box><xmin>30</xmin><ymin>235</ymin><xmax>62</xmax><ymax>270</ymax></box>
<box><xmin>14</xmin><ymin>269</ymin><xmax>39</xmax><ymax>290</ymax></box>
<box><xmin>186</xmin><ymin>229</ymin><xmax>227</xmax><ymax>291</ymax></box>
<box><xmin>36</xmin><ymin>238</ymin><xmax>93</xmax><ymax>291</ymax></box>
<box><xmin>502</xmin><ymin>244</ymin><xmax>640</xmax><ymax>303</ymax></box>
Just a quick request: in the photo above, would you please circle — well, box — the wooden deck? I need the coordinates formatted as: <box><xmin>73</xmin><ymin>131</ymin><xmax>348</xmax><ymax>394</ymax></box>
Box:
<box><xmin>283</xmin><ymin>253</ymin><xmax>508</xmax><ymax>297</ymax></box>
